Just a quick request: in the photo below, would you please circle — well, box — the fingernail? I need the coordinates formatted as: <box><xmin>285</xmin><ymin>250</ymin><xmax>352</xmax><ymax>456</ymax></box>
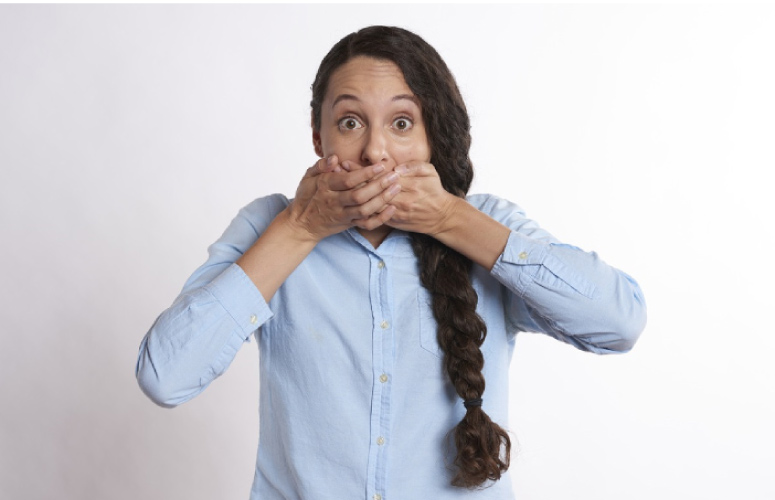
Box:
<box><xmin>373</xmin><ymin>164</ymin><xmax>385</xmax><ymax>173</ymax></box>
<box><xmin>327</xmin><ymin>155</ymin><xmax>335</xmax><ymax>166</ymax></box>
<box><xmin>388</xmin><ymin>184</ymin><xmax>401</xmax><ymax>195</ymax></box>
<box><xmin>385</xmin><ymin>172</ymin><xmax>399</xmax><ymax>183</ymax></box>
<box><xmin>395</xmin><ymin>165</ymin><xmax>407</xmax><ymax>174</ymax></box>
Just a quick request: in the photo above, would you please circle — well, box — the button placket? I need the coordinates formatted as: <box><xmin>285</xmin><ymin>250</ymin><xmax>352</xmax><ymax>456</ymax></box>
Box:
<box><xmin>366</xmin><ymin>252</ymin><xmax>394</xmax><ymax>500</ymax></box>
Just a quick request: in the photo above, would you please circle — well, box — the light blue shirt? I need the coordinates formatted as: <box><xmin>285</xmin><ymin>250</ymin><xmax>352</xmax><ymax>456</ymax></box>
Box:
<box><xmin>136</xmin><ymin>193</ymin><xmax>646</xmax><ymax>499</ymax></box>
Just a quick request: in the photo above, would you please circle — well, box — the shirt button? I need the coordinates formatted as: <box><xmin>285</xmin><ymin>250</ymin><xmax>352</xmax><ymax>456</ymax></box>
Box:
<box><xmin>374</xmin><ymin>495</ymin><xmax>382</xmax><ymax>500</ymax></box>
<box><xmin>518</xmin><ymin>251</ymin><xmax>528</xmax><ymax>260</ymax></box>
<box><xmin>380</xmin><ymin>320</ymin><xmax>389</xmax><ymax>329</ymax></box>
<box><xmin>379</xmin><ymin>374</ymin><xmax>388</xmax><ymax>383</ymax></box>
<box><xmin>377</xmin><ymin>436</ymin><xmax>385</xmax><ymax>445</ymax></box>
<box><xmin>249</xmin><ymin>314</ymin><xmax>257</xmax><ymax>324</ymax></box>
<box><xmin>377</xmin><ymin>261</ymin><xmax>385</xmax><ymax>269</ymax></box>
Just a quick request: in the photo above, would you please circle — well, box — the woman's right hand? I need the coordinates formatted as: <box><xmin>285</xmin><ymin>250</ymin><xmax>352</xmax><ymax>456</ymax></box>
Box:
<box><xmin>285</xmin><ymin>155</ymin><xmax>402</xmax><ymax>241</ymax></box>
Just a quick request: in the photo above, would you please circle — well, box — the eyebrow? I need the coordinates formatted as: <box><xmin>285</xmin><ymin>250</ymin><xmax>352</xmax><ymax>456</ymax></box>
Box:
<box><xmin>393</xmin><ymin>94</ymin><xmax>420</xmax><ymax>106</ymax></box>
<box><xmin>331</xmin><ymin>93</ymin><xmax>420</xmax><ymax>108</ymax></box>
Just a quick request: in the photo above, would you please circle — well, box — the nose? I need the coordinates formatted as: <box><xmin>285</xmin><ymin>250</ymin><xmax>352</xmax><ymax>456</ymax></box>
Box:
<box><xmin>361</xmin><ymin>127</ymin><xmax>389</xmax><ymax>166</ymax></box>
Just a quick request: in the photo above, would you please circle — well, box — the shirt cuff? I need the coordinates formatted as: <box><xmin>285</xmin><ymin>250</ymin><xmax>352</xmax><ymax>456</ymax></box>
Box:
<box><xmin>204</xmin><ymin>262</ymin><xmax>273</xmax><ymax>341</ymax></box>
<box><xmin>492</xmin><ymin>230</ymin><xmax>599</xmax><ymax>300</ymax></box>
<box><xmin>490</xmin><ymin>230</ymin><xmax>550</xmax><ymax>296</ymax></box>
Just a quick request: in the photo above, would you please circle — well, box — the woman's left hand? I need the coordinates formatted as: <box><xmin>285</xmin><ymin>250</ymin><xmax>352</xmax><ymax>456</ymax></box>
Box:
<box><xmin>385</xmin><ymin>161</ymin><xmax>461</xmax><ymax>237</ymax></box>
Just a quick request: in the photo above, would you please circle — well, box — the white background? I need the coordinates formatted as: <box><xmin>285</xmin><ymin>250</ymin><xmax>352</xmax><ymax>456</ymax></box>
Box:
<box><xmin>1</xmin><ymin>4</ymin><xmax>773</xmax><ymax>499</ymax></box>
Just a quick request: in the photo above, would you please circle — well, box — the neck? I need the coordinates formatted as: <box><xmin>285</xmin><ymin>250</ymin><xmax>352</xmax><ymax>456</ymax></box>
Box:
<box><xmin>357</xmin><ymin>226</ymin><xmax>393</xmax><ymax>248</ymax></box>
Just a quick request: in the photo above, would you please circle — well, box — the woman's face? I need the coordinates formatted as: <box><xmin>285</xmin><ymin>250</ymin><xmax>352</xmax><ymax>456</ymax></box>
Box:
<box><xmin>313</xmin><ymin>56</ymin><xmax>431</xmax><ymax>171</ymax></box>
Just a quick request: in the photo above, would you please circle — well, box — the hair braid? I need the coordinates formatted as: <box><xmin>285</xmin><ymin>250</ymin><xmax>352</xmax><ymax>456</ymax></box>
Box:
<box><xmin>411</xmin><ymin>233</ymin><xmax>510</xmax><ymax>488</ymax></box>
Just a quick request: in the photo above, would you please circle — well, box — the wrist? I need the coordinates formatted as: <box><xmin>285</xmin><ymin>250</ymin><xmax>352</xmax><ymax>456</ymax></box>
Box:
<box><xmin>429</xmin><ymin>195</ymin><xmax>467</xmax><ymax>239</ymax></box>
<box><xmin>429</xmin><ymin>197</ymin><xmax>510</xmax><ymax>271</ymax></box>
<box><xmin>276</xmin><ymin>206</ymin><xmax>323</xmax><ymax>246</ymax></box>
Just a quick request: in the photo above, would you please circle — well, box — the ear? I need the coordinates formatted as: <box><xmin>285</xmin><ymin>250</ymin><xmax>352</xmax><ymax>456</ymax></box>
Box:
<box><xmin>311</xmin><ymin>112</ymin><xmax>323</xmax><ymax>158</ymax></box>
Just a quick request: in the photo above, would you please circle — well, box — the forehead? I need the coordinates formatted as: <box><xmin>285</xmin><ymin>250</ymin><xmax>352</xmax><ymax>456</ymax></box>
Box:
<box><xmin>325</xmin><ymin>56</ymin><xmax>414</xmax><ymax>103</ymax></box>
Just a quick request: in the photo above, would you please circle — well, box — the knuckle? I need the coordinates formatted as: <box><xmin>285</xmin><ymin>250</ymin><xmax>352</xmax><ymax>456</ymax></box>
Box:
<box><xmin>342</xmin><ymin>176</ymin><xmax>360</xmax><ymax>189</ymax></box>
<box><xmin>351</xmin><ymin>190</ymin><xmax>368</xmax><ymax>205</ymax></box>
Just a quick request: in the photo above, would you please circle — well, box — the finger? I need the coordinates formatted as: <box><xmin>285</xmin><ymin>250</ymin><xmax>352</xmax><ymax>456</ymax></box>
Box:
<box><xmin>305</xmin><ymin>155</ymin><xmax>340</xmax><ymax>178</ymax></box>
<box><xmin>354</xmin><ymin>205</ymin><xmax>397</xmax><ymax>231</ymax></box>
<box><xmin>345</xmin><ymin>182</ymin><xmax>402</xmax><ymax>220</ymax></box>
<box><xmin>323</xmin><ymin>155</ymin><xmax>340</xmax><ymax>172</ymax></box>
<box><xmin>327</xmin><ymin>163</ymin><xmax>386</xmax><ymax>191</ymax></box>
<box><xmin>339</xmin><ymin>161</ymin><xmax>392</xmax><ymax>189</ymax></box>
<box><xmin>339</xmin><ymin>171</ymin><xmax>401</xmax><ymax>207</ymax></box>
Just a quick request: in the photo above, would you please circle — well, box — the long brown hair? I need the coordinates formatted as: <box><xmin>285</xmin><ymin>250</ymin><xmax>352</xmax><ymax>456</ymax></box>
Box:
<box><xmin>310</xmin><ymin>25</ymin><xmax>510</xmax><ymax>488</ymax></box>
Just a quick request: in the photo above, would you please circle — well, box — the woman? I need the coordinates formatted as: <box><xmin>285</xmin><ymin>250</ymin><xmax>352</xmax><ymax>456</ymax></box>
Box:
<box><xmin>136</xmin><ymin>26</ymin><xmax>646</xmax><ymax>499</ymax></box>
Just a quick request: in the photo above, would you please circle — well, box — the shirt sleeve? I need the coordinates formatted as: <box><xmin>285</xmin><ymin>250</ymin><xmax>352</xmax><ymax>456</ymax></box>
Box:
<box><xmin>471</xmin><ymin>194</ymin><xmax>647</xmax><ymax>354</ymax></box>
<box><xmin>135</xmin><ymin>194</ymin><xmax>289</xmax><ymax>407</ymax></box>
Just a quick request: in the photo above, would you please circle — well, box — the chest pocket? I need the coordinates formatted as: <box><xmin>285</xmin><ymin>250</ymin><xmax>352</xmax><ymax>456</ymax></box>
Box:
<box><xmin>417</xmin><ymin>288</ymin><xmax>496</xmax><ymax>360</ymax></box>
<box><xmin>417</xmin><ymin>289</ymin><xmax>443</xmax><ymax>358</ymax></box>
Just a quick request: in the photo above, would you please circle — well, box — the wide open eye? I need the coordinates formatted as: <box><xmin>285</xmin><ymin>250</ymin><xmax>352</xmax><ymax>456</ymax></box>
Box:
<box><xmin>338</xmin><ymin>116</ymin><xmax>363</xmax><ymax>130</ymax></box>
<box><xmin>392</xmin><ymin>117</ymin><xmax>413</xmax><ymax>131</ymax></box>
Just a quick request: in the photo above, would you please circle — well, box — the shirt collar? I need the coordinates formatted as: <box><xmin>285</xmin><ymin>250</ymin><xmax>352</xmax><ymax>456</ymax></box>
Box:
<box><xmin>345</xmin><ymin>227</ymin><xmax>413</xmax><ymax>258</ymax></box>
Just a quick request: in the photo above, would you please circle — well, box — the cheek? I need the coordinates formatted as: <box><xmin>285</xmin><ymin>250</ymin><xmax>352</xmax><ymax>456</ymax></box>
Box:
<box><xmin>420</xmin><ymin>142</ymin><xmax>432</xmax><ymax>161</ymax></box>
<box><xmin>390</xmin><ymin>141</ymin><xmax>431</xmax><ymax>165</ymax></box>
<box><xmin>410</xmin><ymin>135</ymin><xmax>432</xmax><ymax>162</ymax></box>
<box><xmin>323</xmin><ymin>134</ymin><xmax>365</xmax><ymax>161</ymax></box>
<box><xmin>411</xmin><ymin>127</ymin><xmax>432</xmax><ymax>161</ymax></box>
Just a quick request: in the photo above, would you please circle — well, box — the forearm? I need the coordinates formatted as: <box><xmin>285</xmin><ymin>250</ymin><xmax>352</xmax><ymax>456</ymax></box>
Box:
<box><xmin>431</xmin><ymin>197</ymin><xmax>511</xmax><ymax>271</ymax></box>
<box><xmin>236</xmin><ymin>207</ymin><xmax>319</xmax><ymax>302</ymax></box>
